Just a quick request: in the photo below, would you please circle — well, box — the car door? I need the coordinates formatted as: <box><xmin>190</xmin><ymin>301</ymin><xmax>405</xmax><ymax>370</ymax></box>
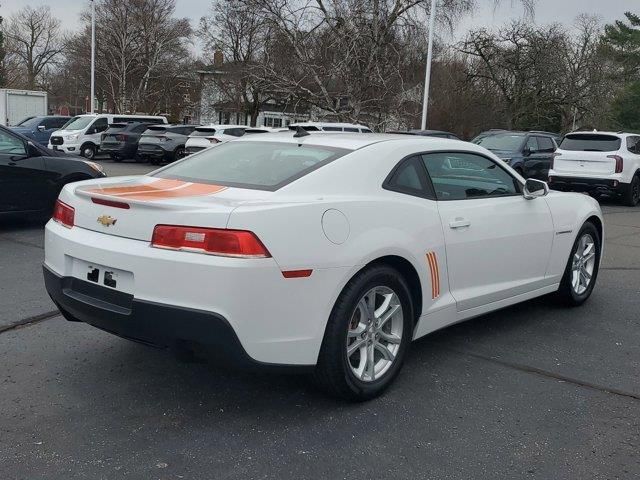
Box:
<box><xmin>86</xmin><ymin>117</ymin><xmax>109</xmax><ymax>146</ymax></box>
<box><xmin>422</xmin><ymin>151</ymin><xmax>554</xmax><ymax>312</ymax></box>
<box><xmin>0</xmin><ymin>128</ymin><xmax>49</xmax><ymax>213</ymax></box>
<box><xmin>533</xmin><ymin>136</ymin><xmax>555</xmax><ymax>180</ymax></box>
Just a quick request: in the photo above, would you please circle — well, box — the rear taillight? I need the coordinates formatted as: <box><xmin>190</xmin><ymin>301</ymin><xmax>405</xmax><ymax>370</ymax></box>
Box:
<box><xmin>608</xmin><ymin>155</ymin><xmax>623</xmax><ymax>173</ymax></box>
<box><xmin>52</xmin><ymin>199</ymin><xmax>75</xmax><ymax>228</ymax></box>
<box><xmin>116</xmin><ymin>134</ymin><xmax>128</xmax><ymax>141</ymax></box>
<box><xmin>208</xmin><ymin>138</ymin><xmax>220</xmax><ymax>144</ymax></box>
<box><xmin>551</xmin><ymin>152</ymin><xmax>561</xmax><ymax>170</ymax></box>
<box><xmin>151</xmin><ymin>225</ymin><xmax>271</xmax><ymax>258</ymax></box>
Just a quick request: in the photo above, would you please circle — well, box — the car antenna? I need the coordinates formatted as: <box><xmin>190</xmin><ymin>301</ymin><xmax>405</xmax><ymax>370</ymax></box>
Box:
<box><xmin>293</xmin><ymin>126</ymin><xmax>310</xmax><ymax>138</ymax></box>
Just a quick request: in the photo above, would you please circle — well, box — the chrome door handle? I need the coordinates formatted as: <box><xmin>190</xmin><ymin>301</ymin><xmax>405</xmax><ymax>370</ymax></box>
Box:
<box><xmin>449</xmin><ymin>218</ymin><xmax>471</xmax><ymax>229</ymax></box>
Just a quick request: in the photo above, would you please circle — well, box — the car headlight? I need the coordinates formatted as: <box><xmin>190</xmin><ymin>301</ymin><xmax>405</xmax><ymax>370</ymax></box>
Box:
<box><xmin>65</xmin><ymin>134</ymin><xmax>80</xmax><ymax>141</ymax></box>
<box><xmin>83</xmin><ymin>161</ymin><xmax>104</xmax><ymax>174</ymax></box>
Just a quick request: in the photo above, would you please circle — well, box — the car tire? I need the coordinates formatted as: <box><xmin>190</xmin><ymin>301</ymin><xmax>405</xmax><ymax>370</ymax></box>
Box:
<box><xmin>80</xmin><ymin>143</ymin><xmax>96</xmax><ymax>160</ymax></box>
<box><xmin>556</xmin><ymin>221</ymin><xmax>601</xmax><ymax>307</ymax></box>
<box><xmin>621</xmin><ymin>175</ymin><xmax>640</xmax><ymax>207</ymax></box>
<box><xmin>174</xmin><ymin>146</ymin><xmax>186</xmax><ymax>160</ymax></box>
<box><xmin>314</xmin><ymin>264</ymin><xmax>414</xmax><ymax>401</ymax></box>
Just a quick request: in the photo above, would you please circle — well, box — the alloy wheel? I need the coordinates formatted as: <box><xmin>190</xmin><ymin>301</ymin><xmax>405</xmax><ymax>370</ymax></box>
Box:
<box><xmin>346</xmin><ymin>286</ymin><xmax>403</xmax><ymax>382</ymax></box>
<box><xmin>571</xmin><ymin>233</ymin><xmax>596</xmax><ymax>295</ymax></box>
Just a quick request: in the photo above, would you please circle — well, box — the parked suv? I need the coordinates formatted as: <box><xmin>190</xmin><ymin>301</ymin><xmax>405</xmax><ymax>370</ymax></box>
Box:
<box><xmin>99</xmin><ymin>122</ymin><xmax>151</xmax><ymax>162</ymax></box>
<box><xmin>10</xmin><ymin>116</ymin><xmax>70</xmax><ymax>146</ymax></box>
<box><xmin>49</xmin><ymin>114</ymin><xmax>167</xmax><ymax>159</ymax></box>
<box><xmin>185</xmin><ymin>125</ymin><xmax>249</xmax><ymax>155</ymax></box>
<box><xmin>548</xmin><ymin>131</ymin><xmax>640</xmax><ymax>206</ymax></box>
<box><xmin>137</xmin><ymin>125</ymin><xmax>197</xmax><ymax>164</ymax></box>
<box><xmin>474</xmin><ymin>131</ymin><xmax>557</xmax><ymax>180</ymax></box>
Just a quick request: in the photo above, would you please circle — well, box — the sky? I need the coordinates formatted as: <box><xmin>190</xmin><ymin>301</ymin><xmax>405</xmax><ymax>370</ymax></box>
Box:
<box><xmin>0</xmin><ymin>0</ymin><xmax>636</xmax><ymax>53</ymax></box>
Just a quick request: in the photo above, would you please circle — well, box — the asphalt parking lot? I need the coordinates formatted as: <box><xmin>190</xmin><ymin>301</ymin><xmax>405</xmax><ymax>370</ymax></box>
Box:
<box><xmin>1</xmin><ymin>160</ymin><xmax>639</xmax><ymax>479</ymax></box>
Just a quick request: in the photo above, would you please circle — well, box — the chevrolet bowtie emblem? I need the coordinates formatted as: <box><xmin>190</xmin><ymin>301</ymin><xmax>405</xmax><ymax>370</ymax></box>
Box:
<box><xmin>97</xmin><ymin>215</ymin><xmax>117</xmax><ymax>227</ymax></box>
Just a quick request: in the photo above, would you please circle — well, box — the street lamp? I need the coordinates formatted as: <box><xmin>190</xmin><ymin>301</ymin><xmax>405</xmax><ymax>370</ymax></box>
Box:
<box><xmin>90</xmin><ymin>0</ymin><xmax>95</xmax><ymax>113</ymax></box>
<box><xmin>420</xmin><ymin>0</ymin><xmax>437</xmax><ymax>130</ymax></box>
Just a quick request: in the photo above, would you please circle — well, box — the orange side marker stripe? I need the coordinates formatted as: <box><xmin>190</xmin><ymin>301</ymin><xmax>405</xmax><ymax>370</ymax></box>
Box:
<box><xmin>426</xmin><ymin>252</ymin><xmax>436</xmax><ymax>299</ymax></box>
<box><xmin>432</xmin><ymin>252</ymin><xmax>440</xmax><ymax>297</ymax></box>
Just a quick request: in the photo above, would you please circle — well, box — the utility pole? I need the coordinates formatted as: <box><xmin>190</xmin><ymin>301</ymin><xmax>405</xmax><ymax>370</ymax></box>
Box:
<box><xmin>420</xmin><ymin>0</ymin><xmax>437</xmax><ymax>130</ymax></box>
<box><xmin>90</xmin><ymin>0</ymin><xmax>96</xmax><ymax>113</ymax></box>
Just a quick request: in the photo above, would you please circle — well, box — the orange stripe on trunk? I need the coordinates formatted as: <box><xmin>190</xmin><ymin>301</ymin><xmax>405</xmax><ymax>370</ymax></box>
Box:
<box><xmin>85</xmin><ymin>178</ymin><xmax>185</xmax><ymax>195</ymax></box>
<box><xmin>122</xmin><ymin>183</ymin><xmax>227</xmax><ymax>200</ymax></box>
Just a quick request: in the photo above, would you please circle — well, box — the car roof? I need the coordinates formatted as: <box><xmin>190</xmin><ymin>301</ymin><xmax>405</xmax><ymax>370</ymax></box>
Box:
<box><xmin>565</xmin><ymin>131</ymin><xmax>633</xmax><ymax>137</ymax></box>
<box><xmin>198</xmin><ymin>124</ymin><xmax>247</xmax><ymax>129</ymax></box>
<box><xmin>234</xmin><ymin>131</ymin><xmax>468</xmax><ymax>151</ymax></box>
<box><xmin>289</xmin><ymin>122</ymin><xmax>369</xmax><ymax>129</ymax></box>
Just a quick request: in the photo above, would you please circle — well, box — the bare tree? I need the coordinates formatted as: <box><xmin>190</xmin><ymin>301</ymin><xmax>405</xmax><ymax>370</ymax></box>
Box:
<box><xmin>64</xmin><ymin>0</ymin><xmax>193</xmax><ymax>114</ymax></box>
<box><xmin>4</xmin><ymin>6</ymin><xmax>63</xmax><ymax>90</ymax></box>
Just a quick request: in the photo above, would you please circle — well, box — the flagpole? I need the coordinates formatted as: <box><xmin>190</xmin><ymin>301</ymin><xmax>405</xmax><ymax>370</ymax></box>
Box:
<box><xmin>420</xmin><ymin>0</ymin><xmax>437</xmax><ymax>130</ymax></box>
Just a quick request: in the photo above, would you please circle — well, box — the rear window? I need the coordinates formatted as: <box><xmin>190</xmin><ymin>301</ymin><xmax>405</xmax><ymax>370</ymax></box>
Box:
<box><xmin>191</xmin><ymin>128</ymin><xmax>216</xmax><ymax>137</ymax></box>
<box><xmin>154</xmin><ymin>141</ymin><xmax>350</xmax><ymax>191</ymax></box>
<box><xmin>560</xmin><ymin>134</ymin><xmax>621</xmax><ymax>152</ymax></box>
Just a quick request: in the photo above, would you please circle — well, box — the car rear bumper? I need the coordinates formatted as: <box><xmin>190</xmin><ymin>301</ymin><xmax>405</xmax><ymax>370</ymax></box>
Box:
<box><xmin>100</xmin><ymin>143</ymin><xmax>134</xmax><ymax>155</ymax></box>
<box><xmin>137</xmin><ymin>145</ymin><xmax>169</xmax><ymax>159</ymax></box>
<box><xmin>42</xmin><ymin>220</ymin><xmax>347</xmax><ymax>366</ymax></box>
<box><xmin>548</xmin><ymin>175</ymin><xmax>629</xmax><ymax>195</ymax></box>
<box><xmin>185</xmin><ymin>146</ymin><xmax>206</xmax><ymax>155</ymax></box>
<box><xmin>43</xmin><ymin>265</ymin><xmax>307</xmax><ymax>371</ymax></box>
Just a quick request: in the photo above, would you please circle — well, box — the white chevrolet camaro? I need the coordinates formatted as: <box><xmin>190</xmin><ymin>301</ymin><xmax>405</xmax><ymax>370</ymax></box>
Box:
<box><xmin>44</xmin><ymin>132</ymin><xmax>603</xmax><ymax>400</ymax></box>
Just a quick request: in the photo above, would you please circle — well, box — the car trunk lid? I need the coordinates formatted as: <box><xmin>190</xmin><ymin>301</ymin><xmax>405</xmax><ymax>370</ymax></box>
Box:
<box><xmin>67</xmin><ymin>176</ymin><xmax>272</xmax><ymax>241</ymax></box>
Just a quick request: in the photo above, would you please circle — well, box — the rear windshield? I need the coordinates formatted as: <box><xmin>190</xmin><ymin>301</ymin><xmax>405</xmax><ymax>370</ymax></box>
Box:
<box><xmin>560</xmin><ymin>134</ymin><xmax>621</xmax><ymax>152</ymax></box>
<box><xmin>476</xmin><ymin>134</ymin><xmax>525</xmax><ymax>152</ymax></box>
<box><xmin>191</xmin><ymin>128</ymin><xmax>216</xmax><ymax>137</ymax></box>
<box><xmin>154</xmin><ymin>141</ymin><xmax>350</xmax><ymax>191</ymax></box>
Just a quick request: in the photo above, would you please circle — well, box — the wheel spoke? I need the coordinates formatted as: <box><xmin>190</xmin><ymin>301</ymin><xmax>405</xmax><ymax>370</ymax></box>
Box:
<box><xmin>583</xmin><ymin>251</ymin><xmax>595</xmax><ymax>263</ymax></box>
<box><xmin>374</xmin><ymin>293</ymin><xmax>393</xmax><ymax>319</ymax></box>
<box><xmin>377</xmin><ymin>304</ymin><xmax>400</xmax><ymax>329</ymax></box>
<box><xmin>375</xmin><ymin>341</ymin><xmax>395</xmax><ymax>361</ymax></box>
<box><xmin>582</xmin><ymin>267</ymin><xmax>592</xmax><ymax>282</ymax></box>
<box><xmin>347</xmin><ymin>338</ymin><xmax>367</xmax><ymax>357</ymax></box>
<box><xmin>347</xmin><ymin>322</ymin><xmax>366</xmax><ymax>338</ymax></box>
<box><xmin>365</xmin><ymin>343</ymin><xmax>375</xmax><ymax>381</ymax></box>
<box><xmin>365</xmin><ymin>292</ymin><xmax>376</xmax><ymax>319</ymax></box>
<box><xmin>378</xmin><ymin>330</ymin><xmax>401</xmax><ymax>344</ymax></box>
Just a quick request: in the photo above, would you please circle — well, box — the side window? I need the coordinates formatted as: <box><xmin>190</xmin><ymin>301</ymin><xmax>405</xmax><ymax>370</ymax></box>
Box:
<box><xmin>627</xmin><ymin>136</ymin><xmax>640</xmax><ymax>154</ymax></box>
<box><xmin>91</xmin><ymin>117</ymin><xmax>109</xmax><ymax>133</ymax></box>
<box><xmin>361</xmin><ymin>128</ymin><xmax>373</xmax><ymax>133</ymax></box>
<box><xmin>384</xmin><ymin>156</ymin><xmax>432</xmax><ymax>198</ymax></box>
<box><xmin>41</xmin><ymin>118</ymin><xmax>58</xmax><ymax>129</ymax></box>
<box><xmin>133</xmin><ymin>124</ymin><xmax>149</xmax><ymax>133</ymax></box>
<box><xmin>537</xmin><ymin>136</ymin><xmax>554</xmax><ymax>153</ymax></box>
<box><xmin>344</xmin><ymin>127</ymin><xmax>359</xmax><ymax>132</ymax></box>
<box><xmin>525</xmin><ymin>136</ymin><xmax>539</xmax><ymax>153</ymax></box>
<box><xmin>422</xmin><ymin>152</ymin><xmax>520</xmax><ymax>201</ymax></box>
<box><xmin>0</xmin><ymin>129</ymin><xmax>27</xmax><ymax>155</ymax></box>
<box><xmin>323</xmin><ymin>127</ymin><xmax>343</xmax><ymax>132</ymax></box>
<box><xmin>53</xmin><ymin>118</ymin><xmax>69</xmax><ymax>129</ymax></box>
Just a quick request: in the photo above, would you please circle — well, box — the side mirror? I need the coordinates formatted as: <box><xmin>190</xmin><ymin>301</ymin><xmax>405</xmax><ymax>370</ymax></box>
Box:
<box><xmin>523</xmin><ymin>146</ymin><xmax>532</xmax><ymax>157</ymax></box>
<box><xmin>523</xmin><ymin>178</ymin><xmax>549</xmax><ymax>199</ymax></box>
<box><xmin>37</xmin><ymin>125</ymin><xmax>46</xmax><ymax>132</ymax></box>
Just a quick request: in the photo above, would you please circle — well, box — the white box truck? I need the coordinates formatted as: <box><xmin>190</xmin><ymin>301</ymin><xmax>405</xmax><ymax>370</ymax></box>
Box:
<box><xmin>0</xmin><ymin>89</ymin><xmax>49</xmax><ymax>126</ymax></box>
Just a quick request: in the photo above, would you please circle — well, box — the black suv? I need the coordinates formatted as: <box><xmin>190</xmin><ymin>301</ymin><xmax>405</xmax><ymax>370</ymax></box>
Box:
<box><xmin>100</xmin><ymin>122</ymin><xmax>152</xmax><ymax>162</ymax></box>
<box><xmin>473</xmin><ymin>131</ymin><xmax>558</xmax><ymax>180</ymax></box>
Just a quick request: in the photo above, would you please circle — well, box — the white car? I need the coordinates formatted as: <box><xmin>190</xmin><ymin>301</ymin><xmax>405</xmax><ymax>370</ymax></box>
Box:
<box><xmin>43</xmin><ymin>133</ymin><xmax>603</xmax><ymax>400</ymax></box>
<box><xmin>185</xmin><ymin>125</ymin><xmax>249</xmax><ymax>155</ymax></box>
<box><xmin>48</xmin><ymin>114</ymin><xmax>167</xmax><ymax>159</ymax></box>
<box><xmin>549</xmin><ymin>131</ymin><xmax>640</xmax><ymax>206</ymax></box>
<box><xmin>289</xmin><ymin>122</ymin><xmax>373</xmax><ymax>133</ymax></box>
